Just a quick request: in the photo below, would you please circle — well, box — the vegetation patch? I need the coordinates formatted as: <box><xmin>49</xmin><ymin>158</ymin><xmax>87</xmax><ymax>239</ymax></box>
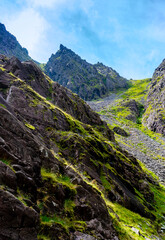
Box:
<box><xmin>0</xmin><ymin>103</ymin><xmax>6</xmax><ymax>108</ymax></box>
<box><xmin>24</xmin><ymin>122</ymin><xmax>35</xmax><ymax>130</ymax></box>
<box><xmin>41</xmin><ymin>168</ymin><xmax>77</xmax><ymax>193</ymax></box>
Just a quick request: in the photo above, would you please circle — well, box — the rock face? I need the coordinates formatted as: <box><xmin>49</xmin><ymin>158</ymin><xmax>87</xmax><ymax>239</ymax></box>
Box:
<box><xmin>143</xmin><ymin>59</ymin><xmax>165</xmax><ymax>135</ymax></box>
<box><xmin>94</xmin><ymin>62</ymin><xmax>128</xmax><ymax>90</ymax></box>
<box><xmin>113</xmin><ymin>126</ymin><xmax>129</xmax><ymax>137</ymax></box>
<box><xmin>0</xmin><ymin>23</ymin><xmax>32</xmax><ymax>62</ymax></box>
<box><xmin>45</xmin><ymin>44</ymin><xmax>128</xmax><ymax>100</ymax></box>
<box><xmin>122</xmin><ymin>99</ymin><xmax>141</xmax><ymax>122</ymax></box>
<box><xmin>0</xmin><ymin>55</ymin><xmax>161</xmax><ymax>239</ymax></box>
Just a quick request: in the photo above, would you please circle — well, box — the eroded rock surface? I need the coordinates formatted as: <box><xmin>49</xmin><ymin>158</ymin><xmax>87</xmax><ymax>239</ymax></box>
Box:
<box><xmin>143</xmin><ymin>59</ymin><xmax>165</xmax><ymax>135</ymax></box>
<box><xmin>0</xmin><ymin>55</ymin><xmax>163</xmax><ymax>239</ymax></box>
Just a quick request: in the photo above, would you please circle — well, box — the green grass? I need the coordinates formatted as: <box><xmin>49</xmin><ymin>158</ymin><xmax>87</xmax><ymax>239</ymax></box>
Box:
<box><xmin>40</xmin><ymin>214</ymin><xmax>86</xmax><ymax>232</ymax></box>
<box><xmin>109</xmin><ymin>202</ymin><xmax>157</xmax><ymax>239</ymax></box>
<box><xmin>109</xmin><ymin>104</ymin><xmax>131</xmax><ymax>119</ymax></box>
<box><xmin>150</xmin><ymin>184</ymin><xmax>165</xmax><ymax>223</ymax></box>
<box><xmin>121</xmin><ymin>78</ymin><xmax>151</xmax><ymax>102</ymax></box>
<box><xmin>41</xmin><ymin>168</ymin><xmax>76</xmax><ymax>191</ymax></box>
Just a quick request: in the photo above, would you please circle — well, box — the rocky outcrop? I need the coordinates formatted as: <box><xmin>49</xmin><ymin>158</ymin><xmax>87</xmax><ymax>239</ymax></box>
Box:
<box><xmin>113</xmin><ymin>126</ymin><xmax>129</xmax><ymax>136</ymax></box>
<box><xmin>0</xmin><ymin>189</ymin><xmax>39</xmax><ymax>240</ymax></box>
<box><xmin>94</xmin><ymin>62</ymin><xmax>128</xmax><ymax>90</ymax></box>
<box><xmin>45</xmin><ymin>44</ymin><xmax>128</xmax><ymax>100</ymax></box>
<box><xmin>122</xmin><ymin>99</ymin><xmax>141</xmax><ymax>122</ymax></box>
<box><xmin>0</xmin><ymin>23</ymin><xmax>32</xmax><ymax>62</ymax></box>
<box><xmin>0</xmin><ymin>55</ymin><xmax>162</xmax><ymax>239</ymax></box>
<box><xmin>143</xmin><ymin>59</ymin><xmax>165</xmax><ymax>135</ymax></box>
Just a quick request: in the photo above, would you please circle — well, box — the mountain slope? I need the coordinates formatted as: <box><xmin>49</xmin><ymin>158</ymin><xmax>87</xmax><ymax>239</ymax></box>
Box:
<box><xmin>0</xmin><ymin>55</ymin><xmax>164</xmax><ymax>240</ymax></box>
<box><xmin>87</xmin><ymin>78</ymin><xmax>165</xmax><ymax>185</ymax></box>
<box><xmin>143</xmin><ymin>59</ymin><xmax>165</xmax><ymax>135</ymax></box>
<box><xmin>0</xmin><ymin>23</ymin><xmax>32</xmax><ymax>62</ymax></box>
<box><xmin>45</xmin><ymin>44</ymin><xmax>128</xmax><ymax>100</ymax></box>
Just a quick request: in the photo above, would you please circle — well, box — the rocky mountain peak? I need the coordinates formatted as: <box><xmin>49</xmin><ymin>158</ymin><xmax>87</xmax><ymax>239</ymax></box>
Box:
<box><xmin>0</xmin><ymin>22</ymin><xmax>32</xmax><ymax>62</ymax></box>
<box><xmin>59</xmin><ymin>44</ymin><xmax>70</xmax><ymax>52</ymax></box>
<box><xmin>45</xmin><ymin>45</ymin><xmax>129</xmax><ymax>100</ymax></box>
<box><xmin>0</xmin><ymin>23</ymin><xmax>6</xmax><ymax>32</ymax></box>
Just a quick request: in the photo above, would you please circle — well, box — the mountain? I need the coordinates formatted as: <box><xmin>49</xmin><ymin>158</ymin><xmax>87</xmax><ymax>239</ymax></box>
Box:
<box><xmin>0</xmin><ymin>54</ymin><xmax>164</xmax><ymax>240</ymax></box>
<box><xmin>0</xmin><ymin>23</ymin><xmax>32</xmax><ymax>62</ymax></box>
<box><xmin>45</xmin><ymin>44</ymin><xmax>129</xmax><ymax>100</ymax></box>
<box><xmin>143</xmin><ymin>59</ymin><xmax>165</xmax><ymax>135</ymax></box>
<box><xmin>0</xmin><ymin>23</ymin><xmax>128</xmax><ymax>101</ymax></box>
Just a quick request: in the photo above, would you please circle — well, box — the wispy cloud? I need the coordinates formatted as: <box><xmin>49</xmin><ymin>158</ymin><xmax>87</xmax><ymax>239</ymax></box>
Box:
<box><xmin>5</xmin><ymin>8</ymin><xmax>48</xmax><ymax>59</ymax></box>
<box><xmin>27</xmin><ymin>0</ymin><xmax>67</xmax><ymax>8</ymax></box>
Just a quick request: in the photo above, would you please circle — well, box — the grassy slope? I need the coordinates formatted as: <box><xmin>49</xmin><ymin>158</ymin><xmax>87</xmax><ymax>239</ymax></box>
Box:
<box><xmin>0</xmin><ymin>70</ymin><xmax>165</xmax><ymax>239</ymax></box>
<box><xmin>18</xmin><ymin>78</ymin><xmax>165</xmax><ymax>239</ymax></box>
<box><xmin>95</xmin><ymin>78</ymin><xmax>165</xmax><ymax>239</ymax></box>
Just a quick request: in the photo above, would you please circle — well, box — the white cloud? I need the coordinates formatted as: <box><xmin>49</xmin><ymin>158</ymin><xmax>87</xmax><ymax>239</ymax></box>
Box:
<box><xmin>27</xmin><ymin>0</ymin><xmax>70</xmax><ymax>8</ymax></box>
<box><xmin>5</xmin><ymin>8</ymin><xmax>48</xmax><ymax>59</ymax></box>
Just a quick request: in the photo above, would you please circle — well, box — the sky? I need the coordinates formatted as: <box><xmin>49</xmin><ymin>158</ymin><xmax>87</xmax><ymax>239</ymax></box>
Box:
<box><xmin>0</xmin><ymin>0</ymin><xmax>165</xmax><ymax>79</ymax></box>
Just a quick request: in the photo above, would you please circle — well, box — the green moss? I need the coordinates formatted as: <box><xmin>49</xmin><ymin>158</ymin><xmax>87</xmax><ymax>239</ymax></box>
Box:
<box><xmin>64</xmin><ymin>199</ymin><xmax>75</xmax><ymax>214</ymax></box>
<box><xmin>16</xmin><ymin>189</ymin><xmax>31</xmax><ymax>207</ymax></box>
<box><xmin>24</xmin><ymin>122</ymin><xmax>35</xmax><ymax>130</ymax></box>
<box><xmin>0</xmin><ymin>159</ymin><xmax>9</xmax><ymax>165</ymax></box>
<box><xmin>9</xmin><ymin>72</ymin><xmax>16</xmax><ymax>78</ymax></box>
<box><xmin>38</xmin><ymin>235</ymin><xmax>51</xmax><ymax>240</ymax></box>
<box><xmin>41</xmin><ymin>168</ymin><xmax>77</xmax><ymax>193</ymax></box>
<box><xmin>110</xmin><ymin>202</ymin><xmax>157</xmax><ymax>239</ymax></box>
<box><xmin>100</xmin><ymin>174</ymin><xmax>111</xmax><ymax>191</ymax></box>
<box><xmin>0</xmin><ymin>66</ymin><xmax>5</xmax><ymax>71</ymax></box>
<box><xmin>40</xmin><ymin>214</ymin><xmax>86</xmax><ymax>233</ymax></box>
<box><xmin>48</xmin><ymin>83</ymin><xmax>53</xmax><ymax>94</ymax></box>
<box><xmin>0</xmin><ymin>103</ymin><xmax>6</xmax><ymax>109</ymax></box>
<box><xmin>150</xmin><ymin>184</ymin><xmax>165</xmax><ymax>221</ymax></box>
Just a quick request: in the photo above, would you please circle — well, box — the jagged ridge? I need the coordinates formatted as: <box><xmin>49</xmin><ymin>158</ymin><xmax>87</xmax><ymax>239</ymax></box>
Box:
<box><xmin>45</xmin><ymin>44</ymin><xmax>129</xmax><ymax>100</ymax></box>
<box><xmin>0</xmin><ymin>23</ymin><xmax>32</xmax><ymax>62</ymax></box>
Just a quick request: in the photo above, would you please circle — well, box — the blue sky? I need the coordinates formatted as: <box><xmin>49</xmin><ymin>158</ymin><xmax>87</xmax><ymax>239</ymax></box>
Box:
<box><xmin>0</xmin><ymin>0</ymin><xmax>165</xmax><ymax>79</ymax></box>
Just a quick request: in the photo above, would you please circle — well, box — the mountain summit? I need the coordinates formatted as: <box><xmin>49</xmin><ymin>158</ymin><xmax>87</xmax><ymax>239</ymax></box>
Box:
<box><xmin>45</xmin><ymin>45</ymin><xmax>128</xmax><ymax>100</ymax></box>
<box><xmin>0</xmin><ymin>23</ymin><xmax>32</xmax><ymax>62</ymax></box>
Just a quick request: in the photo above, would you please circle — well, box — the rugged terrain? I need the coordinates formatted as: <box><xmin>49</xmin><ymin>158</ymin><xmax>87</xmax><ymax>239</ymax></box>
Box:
<box><xmin>0</xmin><ymin>23</ymin><xmax>32</xmax><ymax>62</ymax></box>
<box><xmin>45</xmin><ymin>44</ymin><xmax>128</xmax><ymax>100</ymax></box>
<box><xmin>88</xmin><ymin>77</ymin><xmax>165</xmax><ymax>239</ymax></box>
<box><xmin>143</xmin><ymin>59</ymin><xmax>165</xmax><ymax>135</ymax></box>
<box><xmin>87</xmin><ymin>81</ymin><xmax>165</xmax><ymax>185</ymax></box>
<box><xmin>0</xmin><ymin>23</ymin><xmax>129</xmax><ymax>101</ymax></box>
<box><xmin>0</xmin><ymin>55</ymin><xmax>164</xmax><ymax>240</ymax></box>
